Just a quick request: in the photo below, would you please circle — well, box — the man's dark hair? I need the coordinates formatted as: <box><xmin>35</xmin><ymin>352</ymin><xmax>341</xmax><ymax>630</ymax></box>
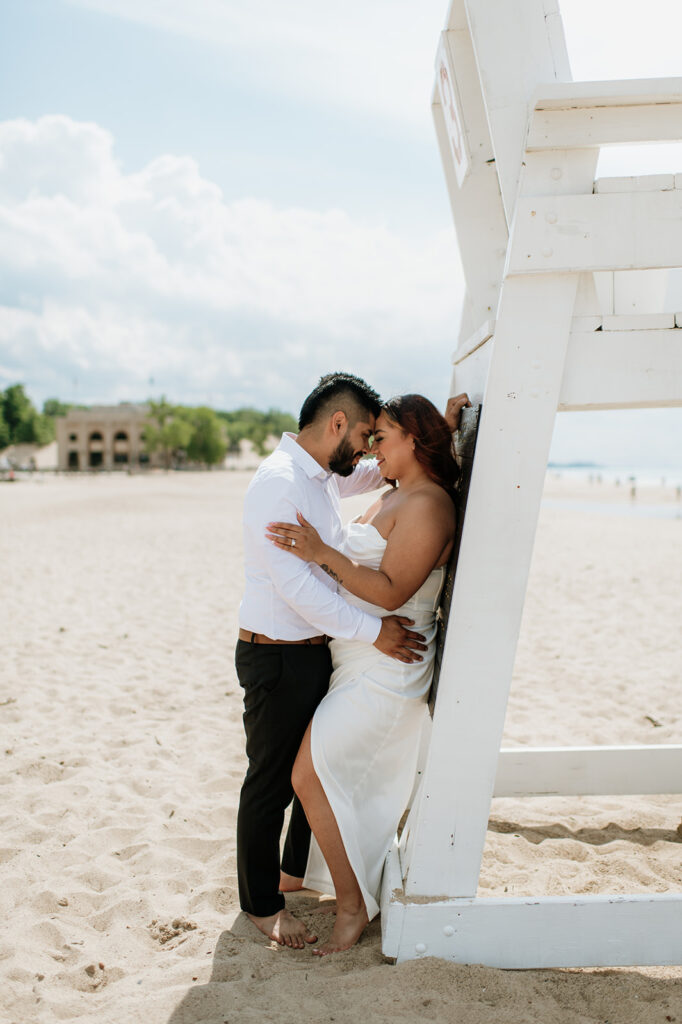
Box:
<box><xmin>298</xmin><ymin>372</ymin><xmax>382</xmax><ymax>431</ymax></box>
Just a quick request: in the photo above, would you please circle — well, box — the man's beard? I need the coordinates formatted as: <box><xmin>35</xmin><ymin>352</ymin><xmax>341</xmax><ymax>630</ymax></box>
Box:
<box><xmin>328</xmin><ymin>433</ymin><xmax>358</xmax><ymax>477</ymax></box>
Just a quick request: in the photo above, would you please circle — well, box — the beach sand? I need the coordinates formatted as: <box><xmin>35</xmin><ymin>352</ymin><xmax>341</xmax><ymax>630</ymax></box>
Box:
<box><xmin>1</xmin><ymin>470</ymin><xmax>681</xmax><ymax>1024</ymax></box>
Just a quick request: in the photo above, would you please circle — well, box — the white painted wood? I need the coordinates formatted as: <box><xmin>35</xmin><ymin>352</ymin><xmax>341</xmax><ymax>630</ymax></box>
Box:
<box><xmin>594</xmin><ymin>271</ymin><xmax>614</xmax><ymax>315</ymax></box>
<box><xmin>571</xmin><ymin>315</ymin><xmax>602</xmax><ymax>331</ymax></box>
<box><xmin>572</xmin><ymin>272</ymin><xmax>603</xmax><ymax>318</ymax></box>
<box><xmin>602</xmin><ymin>313</ymin><xmax>675</xmax><ymax>331</ymax></box>
<box><xmin>595</xmin><ymin>175</ymin><xmax>675</xmax><ymax>193</ymax></box>
<box><xmin>560</xmin><ymin>329</ymin><xmax>682</xmax><ymax>410</ymax></box>
<box><xmin>614</xmin><ymin>269</ymin><xmax>670</xmax><ymax>315</ymax></box>
<box><xmin>387</xmin><ymin>888</ymin><xmax>682</xmax><ymax>968</ymax></box>
<box><xmin>494</xmin><ymin>745</ymin><xmax>682</xmax><ymax>797</ymax></box>
<box><xmin>451</xmin><ymin>327</ymin><xmax>682</xmax><ymax>411</ymax></box>
<box><xmin>676</xmin><ymin>174</ymin><xmax>682</xmax><ymax>190</ymax></box>
<box><xmin>462</xmin><ymin>0</ymin><xmax>570</xmax><ymax>224</ymax></box>
<box><xmin>380</xmin><ymin>839</ymin><xmax>406</xmax><ymax>960</ymax></box>
<box><xmin>534</xmin><ymin>77</ymin><xmax>682</xmax><ymax>108</ymax></box>
<box><xmin>509</xmin><ymin>191</ymin><xmax>682</xmax><ymax>274</ymax></box>
<box><xmin>436</xmin><ymin>32</ymin><xmax>471</xmax><ymax>188</ymax></box>
<box><xmin>407</xmin><ymin>272</ymin><xmax>582</xmax><ymax>899</ymax></box>
<box><xmin>382</xmin><ymin>0</ymin><xmax>682</xmax><ymax>969</ymax></box>
<box><xmin>431</xmin><ymin>16</ymin><xmax>508</xmax><ymax>346</ymax></box>
<box><xmin>452</xmin><ymin>319</ymin><xmax>495</xmax><ymax>363</ymax></box>
<box><xmin>528</xmin><ymin>102</ymin><xmax>682</xmax><ymax>150</ymax></box>
<box><xmin>450</xmin><ymin>333</ymin><xmax>492</xmax><ymax>405</ymax></box>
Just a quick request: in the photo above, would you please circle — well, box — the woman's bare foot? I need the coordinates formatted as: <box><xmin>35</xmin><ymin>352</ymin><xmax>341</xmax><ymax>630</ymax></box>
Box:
<box><xmin>247</xmin><ymin>909</ymin><xmax>317</xmax><ymax>949</ymax></box>
<box><xmin>312</xmin><ymin>903</ymin><xmax>369</xmax><ymax>956</ymax></box>
<box><xmin>279</xmin><ymin>870</ymin><xmax>305</xmax><ymax>893</ymax></box>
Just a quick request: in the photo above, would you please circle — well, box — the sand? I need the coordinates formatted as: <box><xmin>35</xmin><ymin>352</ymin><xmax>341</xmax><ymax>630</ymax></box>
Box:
<box><xmin>1</xmin><ymin>470</ymin><xmax>681</xmax><ymax>1024</ymax></box>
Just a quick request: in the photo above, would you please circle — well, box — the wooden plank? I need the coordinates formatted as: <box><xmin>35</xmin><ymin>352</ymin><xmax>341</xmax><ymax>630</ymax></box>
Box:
<box><xmin>572</xmin><ymin>271</ymin><xmax>603</xmax><ymax>319</ymax></box>
<box><xmin>452</xmin><ymin>319</ymin><xmax>495</xmax><ymax>364</ymax></box>
<box><xmin>595</xmin><ymin>271</ymin><xmax>614</xmax><ymax>315</ymax></box>
<box><xmin>450</xmin><ymin>333</ymin><xmax>493</xmax><ymax>405</ymax></box>
<box><xmin>494</xmin><ymin>745</ymin><xmax>682</xmax><ymax>797</ymax></box>
<box><xmin>534</xmin><ymin>77</ymin><xmax>682</xmax><ymax>108</ymax></box>
<box><xmin>380</xmin><ymin>836</ymin><xmax>406</xmax><ymax>960</ymax></box>
<box><xmin>389</xmin><ymin>890</ymin><xmax>682</xmax><ymax>967</ymax></box>
<box><xmin>559</xmin><ymin>329</ymin><xmax>682</xmax><ymax>410</ymax></box>
<box><xmin>595</xmin><ymin>175</ymin><xmax>675</xmax><ymax>194</ymax></box>
<box><xmin>613</xmin><ymin>269</ymin><xmax>669</xmax><ymax>315</ymax></box>
<box><xmin>429</xmin><ymin>405</ymin><xmax>481</xmax><ymax>716</ymax></box>
<box><xmin>431</xmin><ymin>18</ymin><xmax>508</xmax><ymax>346</ymax></box>
<box><xmin>571</xmin><ymin>315</ymin><xmax>602</xmax><ymax>332</ymax></box>
<box><xmin>461</xmin><ymin>0</ymin><xmax>570</xmax><ymax>223</ymax></box>
<box><xmin>602</xmin><ymin>313</ymin><xmax>675</xmax><ymax>331</ymax></box>
<box><xmin>408</xmin><ymin>271</ymin><xmax>581</xmax><ymax>899</ymax></box>
<box><xmin>436</xmin><ymin>32</ymin><xmax>471</xmax><ymax>188</ymax></box>
<box><xmin>528</xmin><ymin>102</ymin><xmax>682</xmax><ymax>150</ymax></box>
<box><xmin>508</xmin><ymin>190</ymin><xmax>682</xmax><ymax>274</ymax></box>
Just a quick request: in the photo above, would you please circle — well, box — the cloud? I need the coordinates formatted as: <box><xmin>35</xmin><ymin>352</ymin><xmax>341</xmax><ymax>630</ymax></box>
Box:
<box><xmin>0</xmin><ymin>115</ymin><xmax>463</xmax><ymax>411</ymax></box>
<box><xmin>1</xmin><ymin>115</ymin><xmax>679</xmax><ymax>469</ymax></box>
<box><xmin>65</xmin><ymin>0</ymin><xmax>446</xmax><ymax>136</ymax></box>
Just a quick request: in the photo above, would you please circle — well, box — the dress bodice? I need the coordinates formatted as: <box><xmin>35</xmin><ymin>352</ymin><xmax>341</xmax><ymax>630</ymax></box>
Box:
<box><xmin>338</xmin><ymin>519</ymin><xmax>445</xmax><ymax>625</ymax></box>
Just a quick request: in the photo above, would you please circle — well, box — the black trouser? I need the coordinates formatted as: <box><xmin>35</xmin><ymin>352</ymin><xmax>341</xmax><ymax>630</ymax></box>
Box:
<box><xmin>235</xmin><ymin>638</ymin><xmax>332</xmax><ymax>917</ymax></box>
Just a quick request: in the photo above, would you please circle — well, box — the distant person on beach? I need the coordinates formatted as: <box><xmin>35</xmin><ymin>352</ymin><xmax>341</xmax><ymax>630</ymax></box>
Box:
<box><xmin>265</xmin><ymin>391</ymin><xmax>469</xmax><ymax>954</ymax></box>
<box><xmin>235</xmin><ymin>372</ymin><xmax>428</xmax><ymax>949</ymax></box>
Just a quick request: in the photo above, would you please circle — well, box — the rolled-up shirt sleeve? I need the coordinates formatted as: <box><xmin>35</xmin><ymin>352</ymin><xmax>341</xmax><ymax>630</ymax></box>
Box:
<box><xmin>336</xmin><ymin>457</ymin><xmax>385</xmax><ymax>497</ymax></box>
<box><xmin>246</xmin><ymin>477</ymin><xmax>381</xmax><ymax>643</ymax></box>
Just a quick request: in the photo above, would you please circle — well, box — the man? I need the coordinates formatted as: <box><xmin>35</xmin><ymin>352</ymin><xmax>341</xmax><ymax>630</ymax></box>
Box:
<box><xmin>236</xmin><ymin>372</ymin><xmax>426</xmax><ymax>948</ymax></box>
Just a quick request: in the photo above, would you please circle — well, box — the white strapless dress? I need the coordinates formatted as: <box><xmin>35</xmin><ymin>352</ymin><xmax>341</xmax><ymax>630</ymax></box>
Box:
<box><xmin>303</xmin><ymin>520</ymin><xmax>445</xmax><ymax>920</ymax></box>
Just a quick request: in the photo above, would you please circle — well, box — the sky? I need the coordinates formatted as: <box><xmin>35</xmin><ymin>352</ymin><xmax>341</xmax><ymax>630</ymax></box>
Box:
<box><xmin>1</xmin><ymin>0</ymin><xmax>681</xmax><ymax>467</ymax></box>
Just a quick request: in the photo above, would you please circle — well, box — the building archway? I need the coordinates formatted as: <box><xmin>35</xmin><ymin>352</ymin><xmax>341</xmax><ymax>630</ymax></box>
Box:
<box><xmin>88</xmin><ymin>431</ymin><xmax>104</xmax><ymax>468</ymax></box>
<box><xmin>113</xmin><ymin>430</ymin><xmax>129</xmax><ymax>465</ymax></box>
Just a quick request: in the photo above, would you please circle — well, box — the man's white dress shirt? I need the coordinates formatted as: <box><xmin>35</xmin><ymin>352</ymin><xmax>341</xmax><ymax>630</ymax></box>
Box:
<box><xmin>239</xmin><ymin>432</ymin><xmax>384</xmax><ymax>643</ymax></box>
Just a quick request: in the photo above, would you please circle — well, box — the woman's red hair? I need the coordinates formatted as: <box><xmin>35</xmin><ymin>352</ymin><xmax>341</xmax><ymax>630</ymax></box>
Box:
<box><xmin>381</xmin><ymin>394</ymin><xmax>459</xmax><ymax>498</ymax></box>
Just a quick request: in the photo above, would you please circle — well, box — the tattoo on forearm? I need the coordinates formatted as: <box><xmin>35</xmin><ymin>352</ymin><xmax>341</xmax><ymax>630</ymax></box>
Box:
<box><xmin>321</xmin><ymin>563</ymin><xmax>343</xmax><ymax>585</ymax></box>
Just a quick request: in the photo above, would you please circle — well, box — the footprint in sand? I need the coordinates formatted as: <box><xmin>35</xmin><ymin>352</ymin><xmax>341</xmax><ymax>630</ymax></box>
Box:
<box><xmin>69</xmin><ymin>962</ymin><xmax>125</xmax><ymax>993</ymax></box>
<box><xmin>147</xmin><ymin>918</ymin><xmax>198</xmax><ymax>945</ymax></box>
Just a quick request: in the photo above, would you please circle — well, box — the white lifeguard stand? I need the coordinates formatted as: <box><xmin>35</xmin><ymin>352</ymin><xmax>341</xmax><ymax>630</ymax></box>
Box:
<box><xmin>381</xmin><ymin>0</ymin><xmax>682</xmax><ymax>967</ymax></box>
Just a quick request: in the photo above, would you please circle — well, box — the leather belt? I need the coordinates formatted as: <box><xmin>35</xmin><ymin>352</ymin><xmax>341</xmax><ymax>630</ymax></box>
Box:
<box><xmin>238</xmin><ymin>628</ymin><xmax>327</xmax><ymax>646</ymax></box>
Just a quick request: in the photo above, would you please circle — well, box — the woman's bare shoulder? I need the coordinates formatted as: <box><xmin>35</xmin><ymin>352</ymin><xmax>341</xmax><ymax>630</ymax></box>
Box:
<box><xmin>398</xmin><ymin>486</ymin><xmax>455</xmax><ymax>541</ymax></box>
<box><xmin>403</xmin><ymin>482</ymin><xmax>455</xmax><ymax>518</ymax></box>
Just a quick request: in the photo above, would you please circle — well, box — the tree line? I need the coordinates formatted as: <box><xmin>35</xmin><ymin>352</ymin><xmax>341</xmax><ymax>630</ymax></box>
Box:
<box><xmin>0</xmin><ymin>385</ymin><xmax>296</xmax><ymax>467</ymax></box>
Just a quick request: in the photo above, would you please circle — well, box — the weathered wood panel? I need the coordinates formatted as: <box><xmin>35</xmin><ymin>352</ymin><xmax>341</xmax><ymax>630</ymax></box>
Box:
<box><xmin>509</xmin><ymin>190</ymin><xmax>682</xmax><ymax>274</ymax></box>
<box><xmin>428</xmin><ymin>404</ymin><xmax>481</xmax><ymax>715</ymax></box>
<box><xmin>528</xmin><ymin>101</ymin><xmax>682</xmax><ymax>149</ymax></box>
<box><xmin>560</xmin><ymin>328</ymin><xmax>682</xmax><ymax>410</ymax></box>
<box><xmin>383</xmin><ymin>839</ymin><xmax>682</xmax><ymax>967</ymax></box>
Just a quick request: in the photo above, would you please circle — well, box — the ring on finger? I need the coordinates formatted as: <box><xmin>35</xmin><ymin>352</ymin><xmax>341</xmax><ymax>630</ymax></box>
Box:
<box><xmin>291</xmin><ymin>539</ymin><xmax>296</xmax><ymax>547</ymax></box>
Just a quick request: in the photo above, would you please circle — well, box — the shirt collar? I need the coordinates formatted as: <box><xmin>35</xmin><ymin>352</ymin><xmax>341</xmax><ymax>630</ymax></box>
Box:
<box><xmin>278</xmin><ymin>432</ymin><xmax>330</xmax><ymax>481</ymax></box>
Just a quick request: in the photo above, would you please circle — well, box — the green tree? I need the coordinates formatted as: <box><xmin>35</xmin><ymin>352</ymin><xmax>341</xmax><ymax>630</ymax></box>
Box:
<box><xmin>144</xmin><ymin>398</ymin><xmax>193</xmax><ymax>469</ymax></box>
<box><xmin>0</xmin><ymin>407</ymin><xmax>9</xmax><ymax>449</ymax></box>
<box><xmin>43</xmin><ymin>398</ymin><xmax>72</xmax><ymax>418</ymax></box>
<box><xmin>187</xmin><ymin>407</ymin><xmax>227</xmax><ymax>466</ymax></box>
<box><xmin>217</xmin><ymin>406</ymin><xmax>296</xmax><ymax>454</ymax></box>
<box><xmin>15</xmin><ymin>411</ymin><xmax>55</xmax><ymax>445</ymax></box>
<box><xmin>1</xmin><ymin>384</ymin><xmax>33</xmax><ymax>442</ymax></box>
<box><xmin>0</xmin><ymin>384</ymin><xmax>55</xmax><ymax>445</ymax></box>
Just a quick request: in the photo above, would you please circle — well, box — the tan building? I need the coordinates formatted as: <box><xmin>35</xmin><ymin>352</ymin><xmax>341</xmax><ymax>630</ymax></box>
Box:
<box><xmin>56</xmin><ymin>404</ymin><xmax>158</xmax><ymax>471</ymax></box>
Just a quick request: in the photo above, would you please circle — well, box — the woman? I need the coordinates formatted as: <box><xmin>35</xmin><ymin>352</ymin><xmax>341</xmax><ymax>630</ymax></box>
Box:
<box><xmin>266</xmin><ymin>394</ymin><xmax>465</xmax><ymax>955</ymax></box>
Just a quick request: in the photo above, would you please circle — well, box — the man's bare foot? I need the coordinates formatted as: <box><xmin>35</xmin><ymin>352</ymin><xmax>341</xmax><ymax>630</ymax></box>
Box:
<box><xmin>247</xmin><ymin>909</ymin><xmax>317</xmax><ymax>949</ymax></box>
<box><xmin>279</xmin><ymin>870</ymin><xmax>304</xmax><ymax>893</ymax></box>
<box><xmin>312</xmin><ymin>903</ymin><xmax>369</xmax><ymax>956</ymax></box>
